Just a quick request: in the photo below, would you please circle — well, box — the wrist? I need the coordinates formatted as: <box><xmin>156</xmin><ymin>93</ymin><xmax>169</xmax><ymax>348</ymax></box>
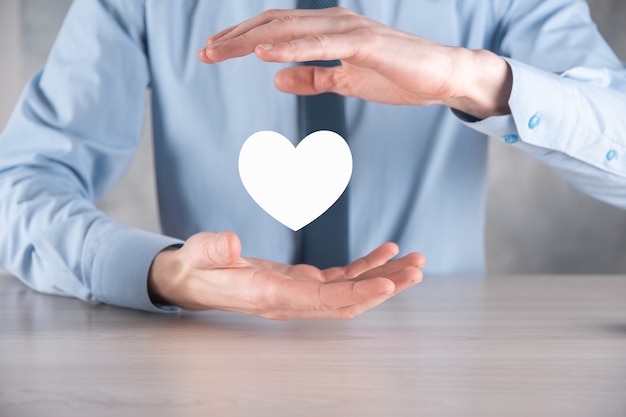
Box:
<box><xmin>148</xmin><ymin>246</ymin><xmax>184</xmax><ymax>306</ymax></box>
<box><xmin>443</xmin><ymin>48</ymin><xmax>512</xmax><ymax>120</ymax></box>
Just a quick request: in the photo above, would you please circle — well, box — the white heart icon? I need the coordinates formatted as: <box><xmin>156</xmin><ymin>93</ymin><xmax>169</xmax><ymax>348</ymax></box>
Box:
<box><xmin>239</xmin><ymin>130</ymin><xmax>352</xmax><ymax>231</ymax></box>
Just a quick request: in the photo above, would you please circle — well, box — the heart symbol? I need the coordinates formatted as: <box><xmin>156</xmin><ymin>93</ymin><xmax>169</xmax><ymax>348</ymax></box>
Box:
<box><xmin>239</xmin><ymin>130</ymin><xmax>352</xmax><ymax>231</ymax></box>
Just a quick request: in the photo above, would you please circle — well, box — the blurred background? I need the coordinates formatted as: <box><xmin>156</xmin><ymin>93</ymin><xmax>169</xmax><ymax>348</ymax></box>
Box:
<box><xmin>1</xmin><ymin>0</ymin><xmax>625</xmax><ymax>274</ymax></box>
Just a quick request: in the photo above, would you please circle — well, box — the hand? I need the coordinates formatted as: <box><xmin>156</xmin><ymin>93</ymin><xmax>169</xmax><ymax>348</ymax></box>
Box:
<box><xmin>198</xmin><ymin>7</ymin><xmax>512</xmax><ymax>120</ymax></box>
<box><xmin>148</xmin><ymin>231</ymin><xmax>425</xmax><ymax>320</ymax></box>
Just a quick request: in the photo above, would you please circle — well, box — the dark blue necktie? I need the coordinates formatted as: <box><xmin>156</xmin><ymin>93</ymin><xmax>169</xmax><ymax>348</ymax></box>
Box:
<box><xmin>297</xmin><ymin>0</ymin><xmax>349</xmax><ymax>269</ymax></box>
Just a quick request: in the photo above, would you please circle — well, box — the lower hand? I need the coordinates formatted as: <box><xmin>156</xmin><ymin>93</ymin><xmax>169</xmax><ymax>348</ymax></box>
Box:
<box><xmin>148</xmin><ymin>231</ymin><xmax>425</xmax><ymax>320</ymax></box>
<box><xmin>198</xmin><ymin>7</ymin><xmax>512</xmax><ymax>120</ymax></box>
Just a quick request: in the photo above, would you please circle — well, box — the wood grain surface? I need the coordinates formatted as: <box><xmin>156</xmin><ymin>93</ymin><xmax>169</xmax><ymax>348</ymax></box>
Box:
<box><xmin>1</xmin><ymin>273</ymin><xmax>625</xmax><ymax>417</ymax></box>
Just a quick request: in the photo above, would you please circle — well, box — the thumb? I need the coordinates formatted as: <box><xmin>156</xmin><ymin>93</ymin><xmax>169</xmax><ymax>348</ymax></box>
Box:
<box><xmin>274</xmin><ymin>66</ymin><xmax>340</xmax><ymax>96</ymax></box>
<box><xmin>202</xmin><ymin>231</ymin><xmax>242</xmax><ymax>267</ymax></box>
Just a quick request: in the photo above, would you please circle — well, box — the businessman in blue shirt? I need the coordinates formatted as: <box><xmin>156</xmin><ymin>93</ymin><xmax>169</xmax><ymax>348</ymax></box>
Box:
<box><xmin>1</xmin><ymin>1</ymin><xmax>625</xmax><ymax>319</ymax></box>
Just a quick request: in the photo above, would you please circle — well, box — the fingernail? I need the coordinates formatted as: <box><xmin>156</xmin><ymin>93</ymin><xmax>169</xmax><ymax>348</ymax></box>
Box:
<box><xmin>217</xmin><ymin>233</ymin><xmax>228</xmax><ymax>258</ymax></box>
<box><xmin>411</xmin><ymin>273</ymin><xmax>424</xmax><ymax>284</ymax></box>
<box><xmin>258</xmin><ymin>43</ymin><xmax>274</xmax><ymax>50</ymax></box>
<box><xmin>206</xmin><ymin>41</ymin><xmax>224</xmax><ymax>49</ymax></box>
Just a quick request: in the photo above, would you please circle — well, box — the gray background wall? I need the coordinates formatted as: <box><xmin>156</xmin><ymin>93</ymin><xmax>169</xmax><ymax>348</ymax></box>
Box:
<box><xmin>1</xmin><ymin>0</ymin><xmax>625</xmax><ymax>274</ymax></box>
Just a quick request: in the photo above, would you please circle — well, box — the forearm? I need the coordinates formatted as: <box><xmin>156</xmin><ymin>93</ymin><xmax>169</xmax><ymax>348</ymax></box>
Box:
<box><xmin>0</xmin><ymin>0</ymin><xmax>183</xmax><ymax>310</ymax></box>
<box><xmin>0</xmin><ymin>163</ymin><xmax>182</xmax><ymax>311</ymax></box>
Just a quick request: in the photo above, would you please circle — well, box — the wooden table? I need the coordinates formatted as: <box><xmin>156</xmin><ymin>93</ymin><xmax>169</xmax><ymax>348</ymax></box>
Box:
<box><xmin>1</xmin><ymin>273</ymin><xmax>625</xmax><ymax>417</ymax></box>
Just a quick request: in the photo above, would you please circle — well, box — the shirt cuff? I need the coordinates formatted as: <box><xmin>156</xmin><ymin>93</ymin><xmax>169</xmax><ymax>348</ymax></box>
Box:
<box><xmin>455</xmin><ymin>57</ymin><xmax>626</xmax><ymax>176</ymax></box>
<box><xmin>452</xmin><ymin>108</ymin><xmax>518</xmax><ymax>139</ymax></box>
<box><xmin>449</xmin><ymin>58</ymin><xmax>530</xmax><ymax>144</ymax></box>
<box><xmin>91</xmin><ymin>227</ymin><xmax>184</xmax><ymax>313</ymax></box>
<box><xmin>452</xmin><ymin>57</ymin><xmax>571</xmax><ymax>149</ymax></box>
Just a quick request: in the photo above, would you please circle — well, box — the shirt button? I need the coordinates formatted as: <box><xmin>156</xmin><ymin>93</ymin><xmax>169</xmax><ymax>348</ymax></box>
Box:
<box><xmin>606</xmin><ymin>149</ymin><xmax>618</xmax><ymax>161</ymax></box>
<box><xmin>528</xmin><ymin>114</ymin><xmax>541</xmax><ymax>129</ymax></box>
<box><xmin>504</xmin><ymin>134</ymin><xmax>519</xmax><ymax>144</ymax></box>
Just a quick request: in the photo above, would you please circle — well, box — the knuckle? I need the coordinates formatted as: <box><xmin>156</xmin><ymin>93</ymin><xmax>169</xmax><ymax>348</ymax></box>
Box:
<box><xmin>332</xmin><ymin>72</ymin><xmax>348</xmax><ymax>94</ymax></box>
<box><xmin>309</xmin><ymin>33</ymin><xmax>327</xmax><ymax>50</ymax></box>
<box><xmin>352</xmin><ymin>27</ymin><xmax>377</xmax><ymax>45</ymax></box>
<box><xmin>277</xmin><ymin>14</ymin><xmax>299</xmax><ymax>27</ymax></box>
<box><xmin>348</xmin><ymin>28</ymin><xmax>379</xmax><ymax>64</ymax></box>
<box><xmin>260</xmin><ymin>9</ymin><xmax>281</xmax><ymax>20</ymax></box>
<box><xmin>236</xmin><ymin>31</ymin><xmax>250</xmax><ymax>43</ymax></box>
<box><xmin>311</xmin><ymin>69</ymin><xmax>325</xmax><ymax>92</ymax></box>
<box><xmin>312</xmin><ymin>67</ymin><xmax>339</xmax><ymax>93</ymax></box>
<box><xmin>283</xmin><ymin>40</ymin><xmax>299</xmax><ymax>61</ymax></box>
<box><xmin>335</xmin><ymin>6</ymin><xmax>354</xmax><ymax>16</ymax></box>
<box><xmin>343</xmin><ymin>13</ymin><xmax>364</xmax><ymax>29</ymax></box>
<box><xmin>204</xmin><ymin>245</ymin><xmax>218</xmax><ymax>265</ymax></box>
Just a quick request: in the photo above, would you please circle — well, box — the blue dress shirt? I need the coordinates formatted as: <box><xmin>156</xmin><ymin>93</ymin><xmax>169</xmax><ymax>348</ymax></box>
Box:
<box><xmin>1</xmin><ymin>0</ymin><xmax>625</xmax><ymax>312</ymax></box>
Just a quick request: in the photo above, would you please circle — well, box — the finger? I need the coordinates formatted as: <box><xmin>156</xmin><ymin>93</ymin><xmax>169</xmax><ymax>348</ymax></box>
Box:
<box><xmin>311</xmin><ymin>277</ymin><xmax>395</xmax><ymax>310</ymax></box>
<box><xmin>208</xmin><ymin>8</ymin><xmax>354</xmax><ymax>45</ymax></box>
<box><xmin>378</xmin><ymin>264</ymin><xmax>423</xmax><ymax>295</ymax></box>
<box><xmin>319</xmin><ymin>261</ymin><xmax>425</xmax><ymax>319</ymax></box>
<box><xmin>201</xmin><ymin>15</ymin><xmax>361</xmax><ymax>64</ymax></box>
<box><xmin>343</xmin><ymin>242</ymin><xmax>399</xmax><ymax>278</ymax></box>
<box><xmin>265</xmin><ymin>277</ymin><xmax>395</xmax><ymax>315</ymax></box>
<box><xmin>253</xmin><ymin>31</ymin><xmax>369</xmax><ymax>65</ymax></box>
<box><xmin>274</xmin><ymin>65</ymin><xmax>341</xmax><ymax>96</ymax></box>
<box><xmin>266</xmin><ymin>291</ymin><xmax>393</xmax><ymax>320</ymax></box>
<box><xmin>257</xmin><ymin>268</ymin><xmax>422</xmax><ymax>320</ymax></box>
<box><xmin>356</xmin><ymin>252</ymin><xmax>426</xmax><ymax>281</ymax></box>
<box><xmin>205</xmin><ymin>24</ymin><xmax>237</xmax><ymax>44</ymax></box>
<box><xmin>333</xmin><ymin>291</ymin><xmax>394</xmax><ymax>320</ymax></box>
<box><xmin>275</xmin><ymin>64</ymin><xmax>419</xmax><ymax>107</ymax></box>
<box><xmin>330</xmin><ymin>254</ymin><xmax>424</xmax><ymax>297</ymax></box>
<box><xmin>322</xmin><ymin>242</ymin><xmax>399</xmax><ymax>281</ymax></box>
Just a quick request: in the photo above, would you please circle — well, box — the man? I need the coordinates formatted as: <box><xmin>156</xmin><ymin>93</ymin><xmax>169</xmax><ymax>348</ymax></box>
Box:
<box><xmin>1</xmin><ymin>1</ymin><xmax>624</xmax><ymax>319</ymax></box>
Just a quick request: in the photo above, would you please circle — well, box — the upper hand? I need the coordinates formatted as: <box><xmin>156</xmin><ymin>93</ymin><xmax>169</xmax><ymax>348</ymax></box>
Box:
<box><xmin>148</xmin><ymin>231</ymin><xmax>425</xmax><ymax>320</ymax></box>
<box><xmin>198</xmin><ymin>7</ymin><xmax>512</xmax><ymax>119</ymax></box>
